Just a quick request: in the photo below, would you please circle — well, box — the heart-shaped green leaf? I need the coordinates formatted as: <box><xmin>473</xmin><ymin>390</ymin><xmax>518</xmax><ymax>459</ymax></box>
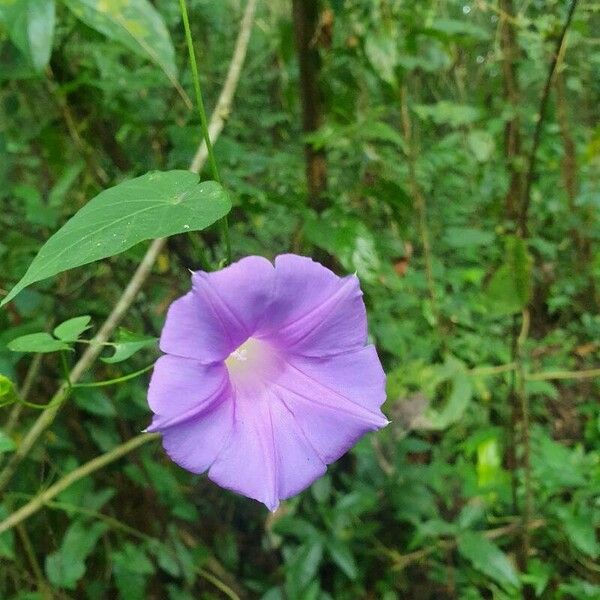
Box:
<box><xmin>54</xmin><ymin>316</ymin><xmax>92</xmax><ymax>342</ymax></box>
<box><xmin>101</xmin><ymin>330</ymin><xmax>158</xmax><ymax>364</ymax></box>
<box><xmin>2</xmin><ymin>171</ymin><xmax>231</xmax><ymax>306</ymax></box>
<box><xmin>62</xmin><ymin>0</ymin><xmax>176</xmax><ymax>80</ymax></box>
<box><xmin>7</xmin><ymin>333</ymin><xmax>71</xmax><ymax>353</ymax></box>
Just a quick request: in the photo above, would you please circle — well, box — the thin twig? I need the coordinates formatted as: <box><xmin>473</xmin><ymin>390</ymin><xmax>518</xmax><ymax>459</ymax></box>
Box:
<box><xmin>516</xmin><ymin>309</ymin><xmax>532</xmax><ymax>564</ymax></box>
<box><xmin>0</xmin><ymin>0</ymin><xmax>258</xmax><ymax>496</ymax></box>
<box><xmin>189</xmin><ymin>0</ymin><xmax>258</xmax><ymax>173</ymax></box>
<box><xmin>46</xmin><ymin>67</ymin><xmax>110</xmax><ymax>186</ymax></box>
<box><xmin>3</xmin><ymin>353</ymin><xmax>43</xmax><ymax>437</ymax></box>
<box><xmin>71</xmin><ymin>363</ymin><xmax>154</xmax><ymax>389</ymax></box>
<box><xmin>16</xmin><ymin>523</ymin><xmax>53</xmax><ymax>600</ymax></box>
<box><xmin>399</xmin><ymin>84</ymin><xmax>438</xmax><ymax>322</ymax></box>
<box><xmin>519</xmin><ymin>0</ymin><xmax>579</xmax><ymax>235</ymax></box>
<box><xmin>0</xmin><ymin>433</ymin><xmax>159</xmax><ymax>535</ymax></box>
<box><xmin>527</xmin><ymin>367</ymin><xmax>600</xmax><ymax>381</ymax></box>
<box><xmin>179</xmin><ymin>0</ymin><xmax>232</xmax><ymax>263</ymax></box>
<box><xmin>470</xmin><ymin>362</ymin><xmax>517</xmax><ymax>377</ymax></box>
<box><xmin>10</xmin><ymin>497</ymin><xmax>241</xmax><ymax>600</ymax></box>
<box><xmin>389</xmin><ymin>518</ymin><xmax>545</xmax><ymax>571</ymax></box>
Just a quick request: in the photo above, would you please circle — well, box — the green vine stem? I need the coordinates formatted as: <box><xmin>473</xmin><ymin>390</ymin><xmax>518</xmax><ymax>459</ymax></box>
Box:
<box><xmin>0</xmin><ymin>433</ymin><xmax>160</xmax><ymax>536</ymax></box>
<box><xmin>179</xmin><ymin>0</ymin><xmax>232</xmax><ymax>264</ymax></box>
<box><xmin>7</xmin><ymin>494</ymin><xmax>241</xmax><ymax>600</ymax></box>
<box><xmin>0</xmin><ymin>0</ymin><xmax>257</xmax><ymax>496</ymax></box>
<box><xmin>72</xmin><ymin>364</ymin><xmax>154</xmax><ymax>389</ymax></box>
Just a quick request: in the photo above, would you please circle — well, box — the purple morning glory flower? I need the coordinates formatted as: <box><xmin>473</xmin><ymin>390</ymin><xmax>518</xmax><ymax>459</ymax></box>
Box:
<box><xmin>147</xmin><ymin>254</ymin><xmax>388</xmax><ymax>510</ymax></box>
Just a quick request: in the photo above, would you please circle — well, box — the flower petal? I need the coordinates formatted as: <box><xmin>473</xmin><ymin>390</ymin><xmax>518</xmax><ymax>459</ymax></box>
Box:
<box><xmin>159</xmin><ymin>291</ymin><xmax>230</xmax><ymax>362</ymax></box>
<box><xmin>160</xmin><ymin>256</ymin><xmax>274</xmax><ymax>362</ymax></box>
<box><xmin>208</xmin><ymin>384</ymin><xmax>326</xmax><ymax>510</ymax></box>
<box><xmin>273</xmin><ymin>346</ymin><xmax>388</xmax><ymax>463</ymax></box>
<box><xmin>146</xmin><ymin>355</ymin><xmax>229</xmax><ymax>430</ymax></box>
<box><xmin>159</xmin><ymin>396</ymin><xmax>235</xmax><ymax>474</ymax></box>
<box><xmin>258</xmin><ymin>254</ymin><xmax>367</xmax><ymax>357</ymax></box>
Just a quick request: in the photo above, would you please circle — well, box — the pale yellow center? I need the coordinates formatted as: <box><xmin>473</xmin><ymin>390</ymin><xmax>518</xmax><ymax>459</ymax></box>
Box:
<box><xmin>225</xmin><ymin>337</ymin><xmax>276</xmax><ymax>384</ymax></box>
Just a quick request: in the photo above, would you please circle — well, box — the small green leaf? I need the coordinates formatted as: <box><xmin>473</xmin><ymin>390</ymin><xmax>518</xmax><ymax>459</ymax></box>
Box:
<box><xmin>365</xmin><ymin>33</ymin><xmax>398</xmax><ymax>86</ymax></box>
<box><xmin>151</xmin><ymin>542</ymin><xmax>180</xmax><ymax>577</ymax></box>
<box><xmin>303</xmin><ymin>215</ymin><xmax>381</xmax><ymax>283</ymax></box>
<box><xmin>7</xmin><ymin>332</ymin><xmax>71</xmax><ymax>353</ymax></box>
<box><xmin>444</xmin><ymin>227</ymin><xmax>494</xmax><ymax>249</ymax></box>
<box><xmin>112</xmin><ymin>543</ymin><xmax>155</xmax><ymax>600</ymax></box>
<box><xmin>0</xmin><ymin>0</ymin><xmax>56</xmax><ymax>72</ymax></box>
<box><xmin>457</xmin><ymin>531</ymin><xmax>521</xmax><ymax>590</ymax></box>
<box><xmin>476</xmin><ymin>437</ymin><xmax>502</xmax><ymax>489</ymax></box>
<box><xmin>73</xmin><ymin>388</ymin><xmax>116</xmax><ymax>417</ymax></box>
<box><xmin>557</xmin><ymin>507</ymin><xmax>600</xmax><ymax>559</ymax></box>
<box><xmin>0</xmin><ymin>375</ymin><xmax>18</xmax><ymax>408</ymax></box>
<box><xmin>0</xmin><ymin>430</ymin><xmax>16</xmax><ymax>454</ymax></box>
<box><xmin>63</xmin><ymin>0</ymin><xmax>177</xmax><ymax>80</ymax></box>
<box><xmin>522</xmin><ymin>558</ymin><xmax>552</xmax><ymax>597</ymax></box>
<box><xmin>327</xmin><ymin>539</ymin><xmax>358</xmax><ymax>580</ymax></box>
<box><xmin>273</xmin><ymin>516</ymin><xmax>320</xmax><ymax>541</ymax></box>
<box><xmin>424</xmin><ymin>358</ymin><xmax>473</xmax><ymax>430</ymax></box>
<box><xmin>413</xmin><ymin>101</ymin><xmax>482</xmax><ymax>127</ymax></box>
<box><xmin>285</xmin><ymin>542</ymin><xmax>324</xmax><ymax>598</ymax></box>
<box><xmin>2</xmin><ymin>171</ymin><xmax>231</xmax><ymax>306</ymax></box>
<box><xmin>428</xmin><ymin>18</ymin><xmax>490</xmax><ymax>41</ymax></box>
<box><xmin>0</xmin><ymin>506</ymin><xmax>15</xmax><ymax>560</ymax></box>
<box><xmin>101</xmin><ymin>330</ymin><xmax>158</xmax><ymax>363</ymax></box>
<box><xmin>45</xmin><ymin>520</ymin><xmax>107</xmax><ymax>589</ymax></box>
<box><xmin>467</xmin><ymin>130</ymin><xmax>495</xmax><ymax>162</ymax></box>
<box><xmin>54</xmin><ymin>315</ymin><xmax>92</xmax><ymax>342</ymax></box>
<box><xmin>485</xmin><ymin>235</ymin><xmax>533</xmax><ymax>316</ymax></box>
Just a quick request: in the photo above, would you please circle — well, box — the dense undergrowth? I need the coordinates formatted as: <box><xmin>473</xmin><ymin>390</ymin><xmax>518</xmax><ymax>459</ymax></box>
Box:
<box><xmin>1</xmin><ymin>0</ymin><xmax>599</xmax><ymax>598</ymax></box>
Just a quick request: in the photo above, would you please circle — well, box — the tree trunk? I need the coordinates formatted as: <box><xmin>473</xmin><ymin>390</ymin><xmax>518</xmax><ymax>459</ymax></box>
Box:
<box><xmin>499</xmin><ymin>0</ymin><xmax>524</xmax><ymax>225</ymax></box>
<box><xmin>292</xmin><ymin>0</ymin><xmax>327</xmax><ymax>211</ymax></box>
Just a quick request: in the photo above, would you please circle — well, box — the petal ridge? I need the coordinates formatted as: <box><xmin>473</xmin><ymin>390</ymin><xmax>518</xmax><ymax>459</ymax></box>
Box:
<box><xmin>273</xmin><ymin>275</ymin><xmax>358</xmax><ymax>335</ymax></box>
<box><xmin>271</xmin><ymin>386</ymin><xmax>329</xmax><ymax>468</ymax></box>
<box><xmin>208</xmin><ymin>389</ymin><xmax>280</xmax><ymax>510</ymax></box>
<box><xmin>260</xmin><ymin>255</ymin><xmax>368</xmax><ymax>356</ymax></box>
<box><xmin>194</xmin><ymin>273</ymin><xmax>249</xmax><ymax>337</ymax></box>
<box><xmin>279</xmin><ymin>358</ymin><xmax>387</xmax><ymax>425</ymax></box>
<box><xmin>192</xmin><ymin>277</ymin><xmax>238</xmax><ymax>348</ymax></box>
<box><xmin>160</xmin><ymin>397</ymin><xmax>235</xmax><ymax>474</ymax></box>
<box><xmin>147</xmin><ymin>377</ymin><xmax>230</xmax><ymax>431</ymax></box>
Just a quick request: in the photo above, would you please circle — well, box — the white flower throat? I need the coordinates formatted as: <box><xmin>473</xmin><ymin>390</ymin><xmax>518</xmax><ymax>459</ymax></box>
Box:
<box><xmin>225</xmin><ymin>337</ymin><xmax>283</xmax><ymax>387</ymax></box>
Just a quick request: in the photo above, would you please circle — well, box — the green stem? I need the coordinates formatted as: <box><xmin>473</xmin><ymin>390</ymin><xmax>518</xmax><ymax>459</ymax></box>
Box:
<box><xmin>60</xmin><ymin>350</ymin><xmax>72</xmax><ymax>389</ymax></box>
<box><xmin>6</xmin><ymin>494</ymin><xmax>242</xmax><ymax>600</ymax></box>
<box><xmin>527</xmin><ymin>367</ymin><xmax>600</xmax><ymax>381</ymax></box>
<box><xmin>16</xmin><ymin>388</ymin><xmax>70</xmax><ymax>411</ymax></box>
<box><xmin>0</xmin><ymin>433</ymin><xmax>159</xmax><ymax>535</ymax></box>
<box><xmin>470</xmin><ymin>362</ymin><xmax>517</xmax><ymax>377</ymax></box>
<box><xmin>178</xmin><ymin>0</ymin><xmax>232</xmax><ymax>264</ymax></box>
<box><xmin>72</xmin><ymin>364</ymin><xmax>154</xmax><ymax>389</ymax></box>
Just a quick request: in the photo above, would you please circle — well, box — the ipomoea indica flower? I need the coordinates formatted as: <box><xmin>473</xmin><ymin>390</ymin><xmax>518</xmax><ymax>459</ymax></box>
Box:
<box><xmin>147</xmin><ymin>254</ymin><xmax>388</xmax><ymax>510</ymax></box>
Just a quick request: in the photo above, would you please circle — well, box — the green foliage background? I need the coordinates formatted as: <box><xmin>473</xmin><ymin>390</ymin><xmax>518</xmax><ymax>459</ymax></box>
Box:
<box><xmin>1</xmin><ymin>0</ymin><xmax>600</xmax><ymax>598</ymax></box>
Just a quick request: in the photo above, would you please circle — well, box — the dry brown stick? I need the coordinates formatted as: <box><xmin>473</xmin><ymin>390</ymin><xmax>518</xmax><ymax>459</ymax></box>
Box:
<box><xmin>389</xmin><ymin>519</ymin><xmax>545</xmax><ymax>571</ymax></box>
<box><xmin>0</xmin><ymin>0</ymin><xmax>258</xmax><ymax>495</ymax></box>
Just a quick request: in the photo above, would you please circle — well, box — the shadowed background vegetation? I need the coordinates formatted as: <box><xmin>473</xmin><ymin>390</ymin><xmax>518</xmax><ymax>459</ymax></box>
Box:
<box><xmin>1</xmin><ymin>0</ymin><xmax>599</xmax><ymax>598</ymax></box>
